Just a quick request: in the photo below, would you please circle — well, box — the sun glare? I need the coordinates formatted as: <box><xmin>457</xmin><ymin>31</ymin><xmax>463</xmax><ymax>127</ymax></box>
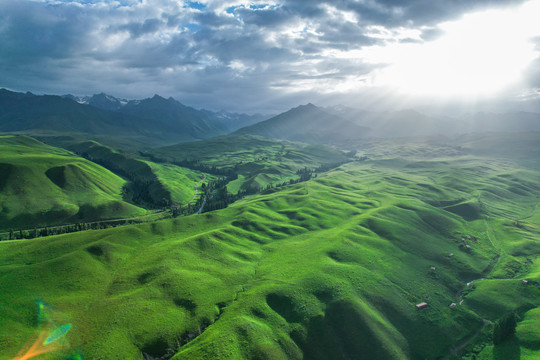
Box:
<box><xmin>371</xmin><ymin>0</ymin><xmax>540</xmax><ymax>98</ymax></box>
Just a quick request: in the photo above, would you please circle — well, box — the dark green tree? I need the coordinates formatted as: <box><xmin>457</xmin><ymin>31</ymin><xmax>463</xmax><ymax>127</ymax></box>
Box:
<box><xmin>493</xmin><ymin>312</ymin><xmax>517</xmax><ymax>345</ymax></box>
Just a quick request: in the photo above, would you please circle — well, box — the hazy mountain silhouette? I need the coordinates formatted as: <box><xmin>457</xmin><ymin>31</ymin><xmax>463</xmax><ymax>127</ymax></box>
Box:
<box><xmin>235</xmin><ymin>103</ymin><xmax>369</xmax><ymax>143</ymax></box>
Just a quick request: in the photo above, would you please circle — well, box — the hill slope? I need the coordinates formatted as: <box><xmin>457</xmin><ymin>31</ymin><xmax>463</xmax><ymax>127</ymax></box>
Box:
<box><xmin>154</xmin><ymin>134</ymin><xmax>350</xmax><ymax>193</ymax></box>
<box><xmin>2</xmin><ymin>136</ymin><xmax>540</xmax><ymax>359</ymax></box>
<box><xmin>1</xmin><ymin>133</ymin><xmax>539</xmax><ymax>360</ymax></box>
<box><xmin>0</xmin><ymin>135</ymin><xmax>146</xmax><ymax>230</ymax></box>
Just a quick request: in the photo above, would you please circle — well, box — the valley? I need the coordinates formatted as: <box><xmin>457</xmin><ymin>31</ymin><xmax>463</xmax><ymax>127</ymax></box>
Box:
<box><xmin>2</xmin><ymin>0</ymin><xmax>540</xmax><ymax>358</ymax></box>
<box><xmin>1</xmin><ymin>112</ymin><xmax>539</xmax><ymax>359</ymax></box>
<box><xmin>0</xmin><ymin>121</ymin><xmax>540</xmax><ymax>359</ymax></box>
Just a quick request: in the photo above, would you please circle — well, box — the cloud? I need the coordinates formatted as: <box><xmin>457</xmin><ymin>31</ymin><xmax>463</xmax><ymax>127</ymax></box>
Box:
<box><xmin>0</xmin><ymin>0</ymin><xmax>538</xmax><ymax>113</ymax></box>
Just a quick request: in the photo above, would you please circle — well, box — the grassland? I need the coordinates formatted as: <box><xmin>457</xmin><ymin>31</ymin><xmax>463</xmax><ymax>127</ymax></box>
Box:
<box><xmin>0</xmin><ymin>135</ymin><xmax>146</xmax><ymax>231</ymax></box>
<box><xmin>155</xmin><ymin>134</ymin><xmax>350</xmax><ymax>193</ymax></box>
<box><xmin>145</xmin><ymin>161</ymin><xmax>215</xmax><ymax>205</ymax></box>
<box><xmin>0</xmin><ymin>133</ymin><xmax>539</xmax><ymax>360</ymax></box>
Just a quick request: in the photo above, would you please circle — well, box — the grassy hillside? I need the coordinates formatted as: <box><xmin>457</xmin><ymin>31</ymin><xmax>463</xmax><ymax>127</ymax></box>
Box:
<box><xmin>45</xmin><ymin>137</ymin><xmax>217</xmax><ymax>208</ymax></box>
<box><xmin>2</xmin><ymin>137</ymin><xmax>539</xmax><ymax>359</ymax></box>
<box><xmin>145</xmin><ymin>162</ymin><xmax>215</xmax><ymax>205</ymax></box>
<box><xmin>0</xmin><ymin>135</ymin><xmax>146</xmax><ymax>231</ymax></box>
<box><xmin>155</xmin><ymin>134</ymin><xmax>350</xmax><ymax>194</ymax></box>
<box><xmin>1</xmin><ymin>133</ymin><xmax>539</xmax><ymax>360</ymax></box>
<box><xmin>40</xmin><ymin>138</ymin><xmax>176</xmax><ymax>209</ymax></box>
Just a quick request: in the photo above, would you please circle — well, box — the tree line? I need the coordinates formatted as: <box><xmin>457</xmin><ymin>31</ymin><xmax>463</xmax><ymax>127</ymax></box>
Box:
<box><xmin>1</xmin><ymin>158</ymin><xmax>351</xmax><ymax>241</ymax></box>
<box><xmin>1</xmin><ymin>219</ymin><xmax>144</xmax><ymax>241</ymax></box>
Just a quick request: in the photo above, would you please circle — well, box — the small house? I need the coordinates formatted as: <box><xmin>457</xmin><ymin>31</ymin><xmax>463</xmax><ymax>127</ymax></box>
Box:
<box><xmin>449</xmin><ymin>303</ymin><xmax>457</xmax><ymax>309</ymax></box>
<box><xmin>430</xmin><ymin>266</ymin><xmax>436</xmax><ymax>271</ymax></box>
<box><xmin>416</xmin><ymin>302</ymin><xmax>428</xmax><ymax>309</ymax></box>
<box><xmin>522</xmin><ymin>279</ymin><xmax>529</xmax><ymax>285</ymax></box>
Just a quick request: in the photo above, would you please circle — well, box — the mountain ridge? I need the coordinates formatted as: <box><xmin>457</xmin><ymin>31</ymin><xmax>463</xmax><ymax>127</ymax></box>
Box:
<box><xmin>234</xmin><ymin>103</ymin><xmax>370</xmax><ymax>144</ymax></box>
<box><xmin>0</xmin><ymin>89</ymin><xmax>265</xmax><ymax>144</ymax></box>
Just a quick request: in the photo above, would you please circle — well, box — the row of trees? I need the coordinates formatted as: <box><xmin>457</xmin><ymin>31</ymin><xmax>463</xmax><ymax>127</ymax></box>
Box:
<box><xmin>493</xmin><ymin>312</ymin><xmax>517</xmax><ymax>345</ymax></box>
<box><xmin>2</xmin><ymin>220</ymin><xmax>143</xmax><ymax>241</ymax></box>
<box><xmin>3</xmin><ymin>158</ymin><xmax>351</xmax><ymax>240</ymax></box>
<box><xmin>198</xmin><ymin>162</ymin><xmax>347</xmax><ymax>214</ymax></box>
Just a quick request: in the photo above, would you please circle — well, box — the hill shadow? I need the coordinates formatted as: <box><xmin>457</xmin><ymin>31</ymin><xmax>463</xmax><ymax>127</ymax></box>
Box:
<box><xmin>493</xmin><ymin>335</ymin><xmax>521</xmax><ymax>360</ymax></box>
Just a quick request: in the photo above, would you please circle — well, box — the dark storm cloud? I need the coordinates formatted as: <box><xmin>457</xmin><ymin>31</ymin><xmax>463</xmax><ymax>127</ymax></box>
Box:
<box><xmin>117</xmin><ymin>18</ymin><xmax>165</xmax><ymax>38</ymax></box>
<box><xmin>0</xmin><ymin>0</ymin><xmax>537</xmax><ymax>113</ymax></box>
<box><xmin>372</xmin><ymin>0</ymin><xmax>521</xmax><ymax>25</ymax></box>
<box><xmin>0</xmin><ymin>1</ymin><xmax>92</xmax><ymax>62</ymax></box>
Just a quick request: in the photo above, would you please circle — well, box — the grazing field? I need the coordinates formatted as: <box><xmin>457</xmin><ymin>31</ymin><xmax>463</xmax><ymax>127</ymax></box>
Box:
<box><xmin>155</xmin><ymin>134</ymin><xmax>350</xmax><ymax>193</ymax></box>
<box><xmin>145</xmin><ymin>161</ymin><xmax>214</xmax><ymax>204</ymax></box>
<box><xmin>0</xmin><ymin>135</ymin><xmax>146</xmax><ymax>231</ymax></box>
<box><xmin>2</xmin><ymin>132</ymin><xmax>539</xmax><ymax>359</ymax></box>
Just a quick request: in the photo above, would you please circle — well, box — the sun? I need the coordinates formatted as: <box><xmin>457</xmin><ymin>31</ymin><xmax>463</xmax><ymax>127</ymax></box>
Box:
<box><xmin>372</xmin><ymin>0</ymin><xmax>540</xmax><ymax>98</ymax></box>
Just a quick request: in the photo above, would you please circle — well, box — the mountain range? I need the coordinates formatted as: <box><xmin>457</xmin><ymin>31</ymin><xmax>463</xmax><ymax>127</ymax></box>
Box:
<box><xmin>0</xmin><ymin>89</ymin><xmax>265</xmax><ymax>145</ymax></box>
<box><xmin>2</xmin><ymin>88</ymin><xmax>540</xmax><ymax>147</ymax></box>
<box><xmin>1</xmin><ymin>88</ymin><xmax>540</xmax><ymax>360</ymax></box>
<box><xmin>65</xmin><ymin>92</ymin><xmax>268</xmax><ymax>134</ymax></box>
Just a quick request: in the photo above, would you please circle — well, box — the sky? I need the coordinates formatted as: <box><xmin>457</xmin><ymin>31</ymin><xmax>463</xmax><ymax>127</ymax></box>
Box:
<box><xmin>1</xmin><ymin>0</ymin><xmax>539</xmax><ymax>114</ymax></box>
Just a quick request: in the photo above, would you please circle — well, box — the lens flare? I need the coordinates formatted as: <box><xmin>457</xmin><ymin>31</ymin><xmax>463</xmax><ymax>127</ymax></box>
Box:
<box><xmin>10</xmin><ymin>301</ymin><xmax>77</xmax><ymax>360</ymax></box>
<box><xmin>44</xmin><ymin>324</ymin><xmax>72</xmax><ymax>345</ymax></box>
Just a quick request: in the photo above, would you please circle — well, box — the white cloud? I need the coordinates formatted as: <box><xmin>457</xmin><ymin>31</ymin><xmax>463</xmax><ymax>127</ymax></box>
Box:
<box><xmin>367</xmin><ymin>1</ymin><xmax>540</xmax><ymax>98</ymax></box>
<box><xmin>0</xmin><ymin>0</ymin><xmax>539</xmax><ymax>112</ymax></box>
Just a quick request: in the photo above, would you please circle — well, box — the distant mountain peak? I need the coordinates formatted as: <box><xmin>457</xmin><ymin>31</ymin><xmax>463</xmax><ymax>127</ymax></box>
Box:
<box><xmin>296</xmin><ymin>103</ymin><xmax>317</xmax><ymax>110</ymax></box>
<box><xmin>234</xmin><ymin>102</ymin><xmax>369</xmax><ymax>143</ymax></box>
<box><xmin>151</xmin><ymin>94</ymin><xmax>167</xmax><ymax>101</ymax></box>
<box><xmin>88</xmin><ymin>92</ymin><xmax>124</xmax><ymax>111</ymax></box>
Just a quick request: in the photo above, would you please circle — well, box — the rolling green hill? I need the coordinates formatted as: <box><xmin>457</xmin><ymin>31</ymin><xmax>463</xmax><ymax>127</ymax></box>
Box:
<box><xmin>145</xmin><ymin>162</ymin><xmax>214</xmax><ymax>205</ymax></box>
<box><xmin>1</xmin><ymin>133</ymin><xmax>539</xmax><ymax>359</ymax></box>
<box><xmin>0</xmin><ymin>135</ymin><xmax>146</xmax><ymax>231</ymax></box>
<box><xmin>154</xmin><ymin>134</ymin><xmax>350</xmax><ymax>194</ymax></box>
<box><xmin>48</xmin><ymin>139</ymin><xmax>174</xmax><ymax>209</ymax></box>
<box><xmin>43</xmin><ymin>137</ymin><xmax>216</xmax><ymax>208</ymax></box>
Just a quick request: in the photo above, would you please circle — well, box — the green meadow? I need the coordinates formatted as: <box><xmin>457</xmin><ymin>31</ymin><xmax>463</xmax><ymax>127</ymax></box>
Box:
<box><xmin>145</xmin><ymin>161</ymin><xmax>214</xmax><ymax>205</ymax></box>
<box><xmin>156</xmin><ymin>134</ymin><xmax>349</xmax><ymax>193</ymax></box>
<box><xmin>1</xmin><ymin>132</ymin><xmax>539</xmax><ymax>359</ymax></box>
<box><xmin>0</xmin><ymin>135</ymin><xmax>146</xmax><ymax>231</ymax></box>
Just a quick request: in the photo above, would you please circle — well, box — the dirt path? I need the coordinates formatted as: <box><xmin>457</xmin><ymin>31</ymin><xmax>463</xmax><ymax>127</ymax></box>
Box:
<box><xmin>186</xmin><ymin>175</ymin><xmax>206</xmax><ymax>206</ymax></box>
<box><xmin>443</xmin><ymin>218</ymin><xmax>502</xmax><ymax>359</ymax></box>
